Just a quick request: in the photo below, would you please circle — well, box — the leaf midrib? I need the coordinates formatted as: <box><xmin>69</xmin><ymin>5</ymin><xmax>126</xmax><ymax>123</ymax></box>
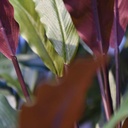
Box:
<box><xmin>13</xmin><ymin>0</ymin><xmax>58</xmax><ymax>74</ymax></box>
<box><xmin>53</xmin><ymin>0</ymin><xmax>66</xmax><ymax>62</ymax></box>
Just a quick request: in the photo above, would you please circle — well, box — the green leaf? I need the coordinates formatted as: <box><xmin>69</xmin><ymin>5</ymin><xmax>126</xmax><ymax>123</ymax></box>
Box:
<box><xmin>34</xmin><ymin>0</ymin><xmax>79</xmax><ymax>64</ymax></box>
<box><xmin>0</xmin><ymin>94</ymin><xmax>18</xmax><ymax>128</ymax></box>
<box><xmin>0</xmin><ymin>73</ymin><xmax>23</xmax><ymax>98</ymax></box>
<box><xmin>9</xmin><ymin>0</ymin><xmax>64</xmax><ymax>77</ymax></box>
<box><xmin>104</xmin><ymin>93</ymin><xmax>128</xmax><ymax>128</ymax></box>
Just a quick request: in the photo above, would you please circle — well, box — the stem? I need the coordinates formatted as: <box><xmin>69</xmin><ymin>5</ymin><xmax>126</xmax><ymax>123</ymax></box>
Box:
<box><xmin>92</xmin><ymin>0</ymin><xmax>113</xmax><ymax>120</ymax></box>
<box><xmin>115</xmin><ymin>48</ymin><xmax>121</xmax><ymax>128</ymax></box>
<box><xmin>115</xmin><ymin>49</ymin><xmax>120</xmax><ymax>108</ymax></box>
<box><xmin>97</xmin><ymin>70</ymin><xmax>110</xmax><ymax>121</ymax></box>
<box><xmin>102</xmin><ymin>63</ymin><xmax>113</xmax><ymax>115</ymax></box>
<box><xmin>114</xmin><ymin>0</ymin><xmax>121</xmax><ymax>127</ymax></box>
<box><xmin>56</xmin><ymin>64</ymin><xmax>69</xmax><ymax>84</ymax></box>
<box><xmin>114</xmin><ymin>0</ymin><xmax>120</xmax><ymax>111</ymax></box>
<box><xmin>91</xmin><ymin>0</ymin><xmax>104</xmax><ymax>52</ymax></box>
<box><xmin>0</xmin><ymin>20</ymin><xmax>31</xmax><ymax>103</ymax></box>
<box><xmin>115</xmin><ymin>51</ymin><xmax>121</xmax><ymax>128</ymax></box>
<box><xmin>11</xmin><ymin>56</ymin><xmax>31</xmax><ymax>102</ymax></box>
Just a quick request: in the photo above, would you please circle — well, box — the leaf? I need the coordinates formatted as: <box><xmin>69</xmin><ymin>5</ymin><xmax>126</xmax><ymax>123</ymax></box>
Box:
<box><xmin>64</xmin><ymin>0</ymin><xmax>114</xmax><ymax>53</ymax></box>
<box><xmin>19</xmin><ymin>56</ymin><xmax>104</xmax><ymax>128</ymax></box>
<box><xmin>9</xmin><ymin>0</ymin><xmax>64</xmax><ymax>77</ymax></box>
<box><xmin>0</xmin><ymin>0</ymin><xmax>30</xmax><ymax>101</ymax></box>
<box><xmin>34</xmin><ymin>0</ymin><xmax>79</xmax><ymax>64</ymax></box>
<box><xmin>0</xmin><ymin>0</ymin><xmax>19</xmax><ymax>59</ymax></box>
<box><xmin>110</xmin><ymin>0</ymin><xmax>128</xmax><ymax>48</ymax></box>
<box><xmin>0</xmin><ymin>73</ymin><xmax>23</xmax><ymax>98</ymax></box>
<box><xmin>0</xmin><ymin>94</ymin><xmax>18</xmax><ymax>128</ymax></box>
<box><xmin>104</xmin><ymin>93</ymin><xmax>128</xmax><ymax>128</ymax></box>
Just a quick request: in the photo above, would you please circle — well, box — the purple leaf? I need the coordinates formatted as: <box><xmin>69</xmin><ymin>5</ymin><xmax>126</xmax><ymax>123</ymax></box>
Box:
<box><xmin>64</xmin><ymin>0</ymin><xmax>114</xmax><ymax>53</ymax></box>
<box><xmin>0</xmin><ymin>0</ymin><xmax>30</xmax><ymax>102</ymax></box>
<box><xmin>110</xmin><ymin>0</ymin><xmax>128</xmax><ymax>48</ymax></box>
<box><xmin>0</xmin><ymin>0</ymin><xmax>19</xmax><ymax>59</ymax></box>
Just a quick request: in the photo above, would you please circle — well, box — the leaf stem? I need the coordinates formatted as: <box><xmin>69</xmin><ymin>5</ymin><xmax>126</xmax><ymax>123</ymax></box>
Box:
<box><xmin>114</xmin><ymin>0</ymin><xmax>120</xmax><ymax>111</ymax></box>
<box><xmin>0</xmin><ymin>20</ymin><xmax>31</xmax><ymax>103</ymax></box>
<box><xmin>92</xmin><ymin>0</ymin><xmax>113</xmax><ymax>120</ymax></box>
<box><xmin>114</xmin><ymin>0</ymin><xmax>121</xmax><ymax>127</ymax></box>
<box><xmin>11</xmin><ymin>56</ymin><xmax>31</xmax><ymax>103</ymax></box>
<box><xmin>97</xmin><ymin>70</ymin><xmax>110</xmax><ymax>120</ymax></box>
<box><xmin>102</xmin><ymin>63</ymin><xmax>113</xmax><ymax>116</ymax></box>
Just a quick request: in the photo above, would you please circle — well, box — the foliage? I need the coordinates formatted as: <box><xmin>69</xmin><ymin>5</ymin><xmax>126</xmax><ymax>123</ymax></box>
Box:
<box><xmin>64</xmin><ymin>0</ymin><xmax>114</xmax><ymax>53</ymax></box>
<box><xmin>104</xmin><ymin>92</ymin><xmax>128</xmax><ymax>128</ymax></box>
<box><xmin>0</xmin><ymin>0</ymin><xmax>128</xmax><ymax>128</ymax></box>
<box><xmin>9</xmin><ymin>0</ymin><xmax>64</xmax><ymax>77</ymax></box>
<box><xmin>19</xmin><ymin>56</ymin><xmax>104</xmax><ymax>128</ymax></box>
<box><xmin>0</xmin><ymin>94</ymin><xmax>18</xmax><ymax>128</ymax></box>
<box><xmin>0</xmin><ymin>0</ymin><xmax>19</xmax><ymax>59</ymax></box>
<box><xmin>34</xmin><ymin>0</ymin><xmax>79</xmax><ymax>64</ymax></box>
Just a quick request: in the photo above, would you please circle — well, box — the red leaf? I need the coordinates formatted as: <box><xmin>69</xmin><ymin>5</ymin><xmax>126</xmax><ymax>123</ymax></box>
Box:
<box><xmin>64</xmin><ymin>0</ymin><xmax>114</xmax><ymax>53</ymax></box>
<box><xmin>0</xmin><ymin>0</ymin><xmax>19</xmax><ymax>59</ymax></box>
<box><xmin>19</xmin><ymin>56</ymin><xmax>105</xmax><ymax>128</ymax></box>
<box><xmin>0</xmin><ymin>0</ymin><xmax>30</xmax><ymax>102</ymax></box>
<box><xmin>110</xmin><ymin>0</ymin><xmax>128</xmax><ymax>48</ymax></box>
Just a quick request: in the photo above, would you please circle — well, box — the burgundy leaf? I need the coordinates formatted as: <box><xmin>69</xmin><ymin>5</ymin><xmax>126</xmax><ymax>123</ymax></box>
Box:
<box><xmin>64</xmin><ymin>0</ymin><xmax>114</xmax><ymax>53</ymax></box>
<box><xmin>0</xmin><ymin>0</ymin><xmax>30</xmax><ymax>102</ymax></box>
<box><xmin>110</xmin><ymin>0</ymin><xmax>128</xmax><ymax>48</ymax></box>
<box><xmin>0</xmin><ymin>0</ymin><xmax>19</xmax><ymax>59</ymax></box>
<box><xmin>19</xmin><ymin>56</ymin><xmax>105</xmax><ymax>128</ymax></box>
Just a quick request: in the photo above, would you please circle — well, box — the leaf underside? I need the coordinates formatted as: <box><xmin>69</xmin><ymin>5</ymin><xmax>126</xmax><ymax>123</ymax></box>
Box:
<box><xmin>34</xmin><ymin>0</ymin><xmax>79</xmax><ymax>64</ymax></box>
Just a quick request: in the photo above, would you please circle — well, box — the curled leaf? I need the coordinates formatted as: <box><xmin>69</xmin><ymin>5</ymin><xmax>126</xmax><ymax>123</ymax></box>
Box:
<box><xmin>19</xmin><ymin>56</ymin><xmax>105</xmax><ymax>128</ymax></box>
<box><xmin>0</xmin><ymin>0</ymin><xmax>19</xmax><ymax>59</ymax></box>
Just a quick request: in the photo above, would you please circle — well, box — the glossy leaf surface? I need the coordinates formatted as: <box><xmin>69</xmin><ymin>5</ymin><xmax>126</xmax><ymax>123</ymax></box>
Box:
<box><xmin>9</xmin><ymin>0</ymin><xmax>64</xmax><ymax>76</ymax></box>
<box><xmin>0</xmin><ymin>0</ymin><xmax>19</xmax><ymax>59</ymax></box>
<box><xmin>19</xmin><ymin>56</ymin><xmax>104</xmax><ymax>128</ymax></box>
<box><xmin>34</xmin><ymin>0</ymin><xmax>79</xmax><ymax>64</ymax></box>
<box><xmin>64</xmin><ymin>0</ymin><xmax>114</xmax><ymax>53</ymax></box>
